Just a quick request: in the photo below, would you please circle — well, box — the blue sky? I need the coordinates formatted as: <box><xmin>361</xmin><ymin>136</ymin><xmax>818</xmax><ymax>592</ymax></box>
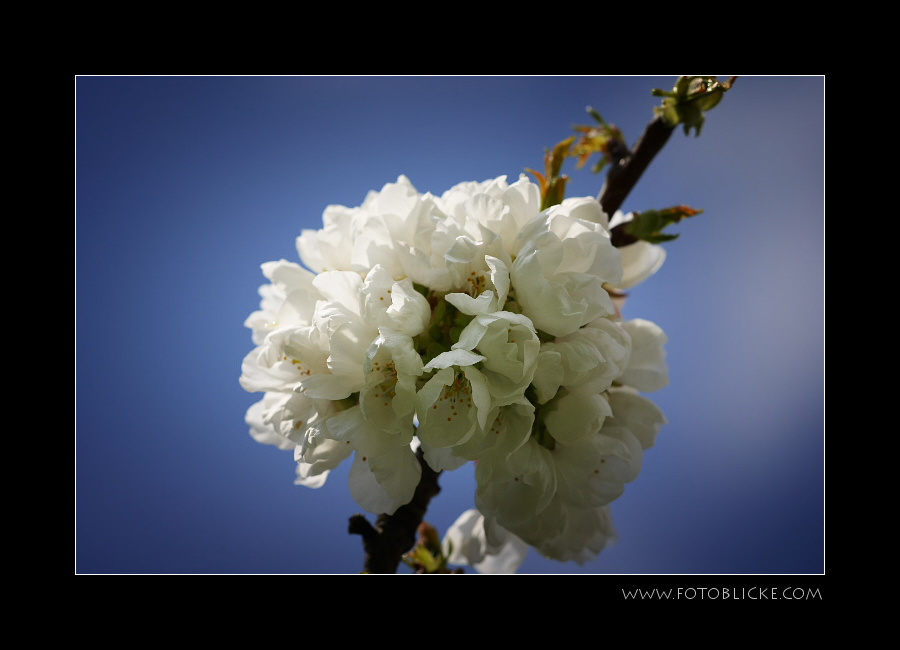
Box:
<box><xmin>75</xmin><ymin>76</ymin><xmax>824</xmax><ymax>574</ymax></box>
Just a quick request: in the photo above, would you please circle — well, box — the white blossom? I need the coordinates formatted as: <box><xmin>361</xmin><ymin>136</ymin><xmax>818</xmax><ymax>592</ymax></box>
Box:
<box><xmin>242</xmin><ymin>173</ymin><xmax>671</xmax><ymax>568</ymax></box>
<box><xmin>415</xmin><ymin>349</ymin><xmax>492</xmax><ymax>453</ymax></box>
<box><xmin>511</xmin><ymin>198</ymin><xmax>622</xmax><ymax>338</ymax></box>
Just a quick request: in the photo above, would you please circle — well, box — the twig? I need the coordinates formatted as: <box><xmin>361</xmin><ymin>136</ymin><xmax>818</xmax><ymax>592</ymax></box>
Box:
<box><xmin>600</xmin><ymin>115</ymin><xmax>675</xmax><ymax>245</ymax></box>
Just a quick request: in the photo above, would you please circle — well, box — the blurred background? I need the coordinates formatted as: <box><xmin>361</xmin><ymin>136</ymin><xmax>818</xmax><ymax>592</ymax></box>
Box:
<box><xmin>75</xmin><ymin>76</ymin><xmax>824</xmax><ymax>574</ymax></box>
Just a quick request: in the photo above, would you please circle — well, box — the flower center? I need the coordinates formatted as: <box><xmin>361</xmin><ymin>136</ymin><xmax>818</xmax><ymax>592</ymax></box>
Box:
<box><xmin>465</xmin><ymin>270</ymin><xmax>487</xmax><ymax>297</ymax></box>
<box><xmin>438</xmin><ymin>371</ymin><xmax>474</xmax><ymax>424</ymax></box>
<box><xmin>370</xmin><ymin>360</ymin><xmax>398</xmax><ymax>405</ymax></box>
<box><xmin>284</xmin><ymin>355</ymin><xmax>313</xmax><ymax>376</ymax></box>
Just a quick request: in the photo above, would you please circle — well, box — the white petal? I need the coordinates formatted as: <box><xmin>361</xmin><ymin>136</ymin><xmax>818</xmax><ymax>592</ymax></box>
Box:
<box><xmin>422</xmin><ymin>348</ymin><xmax>485</xmax><ymax>372</ymax></box>
<box><xmin>443</xmin><ymin>509</ymin><xmax>529</xmax><ymax>574</ymax></box>
<box><xmin>312</xmin><ymin>271</ymin><xmax>365</xmax><ymax>317</ymax></box>
<box><xmin>445</xmin><ymin>290</ymin><xmax>498</xmax><ymax>316</ymax></box>
<box><xmin>347</xmin><ymin>449</ymin><xmax>420</xmax><ymax>515</ymax></box>
<box><xmin>245</xmin><ymin>398</ymin><xmax>295</xmax><ymax>451</ymax></box>
<box><xmin>542</xmin><ymin>387</ymin><xmax>613</xmax><ymax>445</ymax></box>
<box><xmin>385</xmin><ymin>280</ymin><xmax>431</xmax><ymax>337</ymax></box>
<box><xmin>420</xmin><ymin>441</ymin><xmax>469</xmax><ymax>472</ymax></box>
<box><xmin>618</xmin><ymin>319</ymin><xmax>668</xmax><ymax>392</ymax></box>
<box><xmin>347</xmin><ymin>453</ymin><xmax>399</xmax><ymax>514</ymax></box>
<box><xmin>607</xmin><ymin>387</ymin><xmax>667</xmax><ymax>450</ymax></box>
<box><xmin>294</xmin><ymin>463</ymin><xmax>329</xmax><ymax>488</ymax></box>
<box><xmin>617</xmin><ymin>240</ymin><xmax>666</xmax><ymax>289</ymax></box>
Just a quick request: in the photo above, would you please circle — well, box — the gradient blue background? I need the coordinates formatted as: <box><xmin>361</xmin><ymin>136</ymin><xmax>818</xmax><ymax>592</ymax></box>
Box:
<box><xmin>75</xmin><ymin>76</ymin><xmax>824</xmax><ymax>574</ymax></box>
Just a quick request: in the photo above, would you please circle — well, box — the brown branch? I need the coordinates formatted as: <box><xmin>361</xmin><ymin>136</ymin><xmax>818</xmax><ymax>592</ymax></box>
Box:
<box><xmin>599</xmin><ymin>115</ymin><xmax>675</xmax><ymax>246</ymax></box>
<box><xmin>348</xmin><ymin>446</ymin><xmax>442</xmax><ymax>574</ymax></box>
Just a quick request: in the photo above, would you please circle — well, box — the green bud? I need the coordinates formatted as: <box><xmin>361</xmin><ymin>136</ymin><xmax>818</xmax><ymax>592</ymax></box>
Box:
<box><xmin>652</xmin><ymin>76</ymin><xmax>736</xmax><ymax>136</ymax></box>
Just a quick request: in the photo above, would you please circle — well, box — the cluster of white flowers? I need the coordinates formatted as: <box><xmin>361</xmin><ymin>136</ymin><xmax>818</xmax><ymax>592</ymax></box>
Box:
<box><xmin>241</xmin><ymin>174</ymin><xmax>668</xmax><ymax>570</ymax></box>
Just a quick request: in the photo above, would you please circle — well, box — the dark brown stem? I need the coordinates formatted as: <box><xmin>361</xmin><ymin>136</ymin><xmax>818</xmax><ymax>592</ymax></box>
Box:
<box><xmin>348</xmin><ymin>447</ymin><xmax>442</xmax><ymax>574</ymax></box>
<box><xmin>599</xmin><ymin>115</ymin><xmax>675</xmax><ymax>241</ymax></box>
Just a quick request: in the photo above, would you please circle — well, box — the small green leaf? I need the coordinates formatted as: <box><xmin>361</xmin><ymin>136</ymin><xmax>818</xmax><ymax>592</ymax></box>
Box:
<box><xmin>586</xmin><ymin>106</ymin><xmax>605</xmax><ymax>124</ymax></box>
<box><xmin>623</xmin><ymin>205</ymin><xmax>703</xmax><ymax>244</ymax></box>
